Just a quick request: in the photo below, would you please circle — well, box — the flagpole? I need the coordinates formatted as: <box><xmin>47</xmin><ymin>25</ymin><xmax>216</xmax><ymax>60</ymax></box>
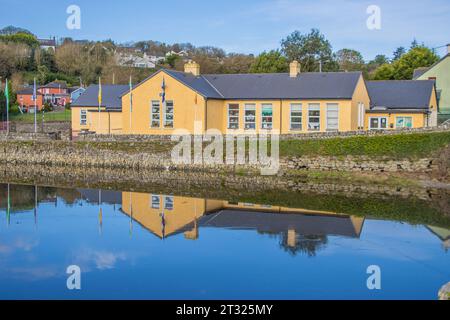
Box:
<box><xmin>5</xmin><ymin>79</ymin><xmax>9</xmax><ymax>135</ymax></box>
<box><xmin>34</xmin><ymin>78</ymin><xmax>37</xmax><ymax>134</ymax></box>
<box><xmin>98</xmin><ymin>78</ymin><xmax>101</xmax><ymax>135</ymax></box>
<box><xmin>129</xmin><ymin>76</ymin><xmax>132</xmax><ymax>135</ymax></box>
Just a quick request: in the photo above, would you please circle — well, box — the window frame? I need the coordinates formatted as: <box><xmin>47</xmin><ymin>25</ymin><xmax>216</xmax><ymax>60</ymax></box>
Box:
<box><xmin>151</xmin><ymin>100</ymin><xmax>161</xmax><ymax>128</ymax></box>
<box><xmin>290</xmin><ymin>103</ymin><xmax>302</xmax><ymax>131</ymax></box>
<box><xmin>164</xmin><ymin>196</ymin><xmax>174</xmax><ymax>211</ymax></box>
<box><xmin>227</xmin><ymin>104</ymin><xmax>240</xmax><ymax>130</ymax></box>
<box><xmin>151</xmin><ymin>195</ymin><xmax>160</xmax><ymax>209</ymax></box>
<box><xmin>369</xmin><ymin>116</ymin><xmax>388</xmax><ymax>130</ymax></box>
<box><xmin>261</xmin><ymin>103</ymin><xmax>273</xmax><ymax>130</ymax></box>
<box><xmin>326</xmin><ymin>103</ymin><xmax>339</xmax><ymax>131</ymax></box>
<box><xmin>164</xmin><ymin>100</ymin><xmax>174</xmax><ymax>128</ymax></box>
<box><xmin>244</xmin><ymin>104</ymin><xmax>256</xmax><ymax>130</ymax></box>
<box><xmin>80</xmin><ymin>109</ymin><xmax>87</xmax><ymax>126</ymax></box>
<box><xmin>395</xmin><ymin>116</ymin><xmax>413</xmax><ymax>129</ymax></box>
<box><xmin>308</xmin><ymin>104</ymin><xmax>321</xmax><ymax>131</ymax></box>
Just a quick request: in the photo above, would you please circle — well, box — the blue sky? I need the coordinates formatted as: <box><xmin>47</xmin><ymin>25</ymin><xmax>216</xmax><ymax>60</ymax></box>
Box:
<box><xmin>1</xmin><ymin>0</ymin><xmax>449</xmax><ymax>60</ymax></box>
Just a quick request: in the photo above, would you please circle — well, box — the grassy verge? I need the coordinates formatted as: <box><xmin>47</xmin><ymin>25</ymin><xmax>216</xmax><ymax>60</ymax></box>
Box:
<box><xmin>279</xmin><ymin>131</ymin><xmax>450</xmax><ymax>159</ymax></box>
<box><xmin>10</xmin><ymin>109</ymin><xmax>71</xmax><ymax>123</ymax></box>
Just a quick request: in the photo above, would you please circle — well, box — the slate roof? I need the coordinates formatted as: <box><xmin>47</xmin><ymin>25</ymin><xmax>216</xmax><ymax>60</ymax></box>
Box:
<box><xmin>16</xmin><ymin>87</ymin><xmax>39</xmax><ymax>95</ymax></box>
<box><xmin>194</xmin><ymin>210</ymin><xmax>362</xmax><ymax>238</ymax></box>
<box><xmin>41</xmin><ymin>81</ymin><xmax>68</xmax><ymax>89</ymax></box>
<box><xmin>164</xmin><ymin>69</ymin><xmax>223</xmax><ymax>99</ymax></box>
<box><xmin>71</xmin><ymin>84</ymin><xmax>129</xmax><ymax>109</ymax></box>
<box><xmin>413</xmin><ymin>67</ymin><xmax>430</xmax><ymax>80</ymax></box>
<box><xmin>128</xmin><ymin>69</ymin><xmax>363</xmax><ymax>101</ymax></box>
<box><xmin>367</xmin><ymin>80</ymin><xmax>435</xmax><ymax>110</ymax></box>
<box><xmin>202</xmin><ymin>72</ymin><xmax>362</xmax><ymax>99</ymax></box>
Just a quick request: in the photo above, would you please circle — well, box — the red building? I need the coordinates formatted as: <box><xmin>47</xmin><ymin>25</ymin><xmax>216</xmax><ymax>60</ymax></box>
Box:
<box><xmin>16</xmin><ymin>81</ymin><xmax>70</xmax><ymax>111</ymax></box>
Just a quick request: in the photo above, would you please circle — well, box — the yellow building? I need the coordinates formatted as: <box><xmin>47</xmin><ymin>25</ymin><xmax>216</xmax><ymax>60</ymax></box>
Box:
<box><xmin>71</xmin><ymin>61</ymin><xmax>437</xmax><ymax>136</ymax></box>
<box><xmin>120</xmin><ymin>191</ymin><xmax>365</xmax><ymax>242</ymax></box>
<box><xmin>365</xmin><ymin>80</ymin><xmax>438</xmax><ymax>130</ymax></box>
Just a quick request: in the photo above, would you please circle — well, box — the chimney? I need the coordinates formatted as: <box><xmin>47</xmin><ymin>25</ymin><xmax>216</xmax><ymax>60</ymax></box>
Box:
<box><xmin>184</xmin><ymin>60</ymin><xmax>200</xmax><ymax>76</ymax></box>
<box><xmin>290</xmin><ymin>60</ymin><xmax>301</xmax><ymax>78</ymax></box>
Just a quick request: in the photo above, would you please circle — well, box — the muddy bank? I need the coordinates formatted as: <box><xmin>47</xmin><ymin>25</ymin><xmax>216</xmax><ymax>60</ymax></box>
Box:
<box><xmin>0</xmin><ymin>164</ymin><xmax>449</xmax><ymax>228</ymax></box>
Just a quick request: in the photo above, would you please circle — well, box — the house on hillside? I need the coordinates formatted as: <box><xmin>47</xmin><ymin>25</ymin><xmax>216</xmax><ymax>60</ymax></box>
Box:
<box><xmin>38</xmin><ymin>38</ymin><xmax>56</xmax><ymax>51</ymax></box>
<box><xmin>71</xmin><ymin>60</ymin><xmax>438</xmax><ymax>137</ymax></box>
<box><xmin>413</xmin><ymin>44</ymin><xmax>450</xmax><ymax>123</ymax></box>
<box><xmin>115</xmin><ymin>52</ymin><xmax>158</xmax><ymax>69</ymax></box>
<box><xmin>17</xmin><ymin>81</ymin><xmax>70</xmax><ymax>111</ymax></box>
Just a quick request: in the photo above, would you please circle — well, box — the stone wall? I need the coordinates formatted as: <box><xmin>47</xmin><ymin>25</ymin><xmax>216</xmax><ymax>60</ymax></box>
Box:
<box><xmin>11</xmin><ymin>121</ymin><xmax>70</xmax><ymax>134</ymax></box>
<box><xmin>78</xmin><ymin>124</ymin><xmax>450</xmax><ymax>142</ymax></box>
<box><xmin>0</xmin><ymin>140</ymin><xmax>442</xmax><ymax>175</ymax></box>
<box><xmin>281</xmin><ymin>156</ymin><xmax>435</xmax><ymax>173</ymax></box>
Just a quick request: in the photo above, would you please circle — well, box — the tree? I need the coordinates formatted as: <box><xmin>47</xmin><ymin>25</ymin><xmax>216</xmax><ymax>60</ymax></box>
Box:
<box><xmin>164</xmin><ymin>54</ymin><xmax>179</xmax><ymax>68</ymax></box>
<box><xmin>372</xmin><ymin>46</ymin><xmax>439</xmax><ymax>80</ymax></box>
<box><xmin>392</xmin><ymin>47</ymin><xmax>406</xmax><ymax>61</ymax></box>
<box><xmin>365</xmin><ymin>54</ymin><xmax>390</xmax><ymax>79</ymax></box>
<box><xmin>372</xmin><ymin>63</ymin><xmax>395</xmax><ymax>80</ymax></box>
<box><xmin>249</xmin><ymin>50</ymin><xmax>288</xmax><ymax>73</ymax></box>
<box><xmin>392</xmin><ymin>46</ymin><xmax>439</xmax><ymax>79</ymax></box>
<box><xmin>221</xmin><ymin>53</ymin><xmax>255</xmax><ymax>74</ymax></box>
<box><xmin>335</xmin><ymin>49</ymin><xmax>365</xmax><ymax>71</ymax></box>
<box><xmin>0</xmin><ymin>32</ymin><xmax>39</xmax><ymax>47</ymax></box>
<box><xmin>281</xmin><ymin>29</ymin><xmax>337</xmax><ymax>72</ymax></box>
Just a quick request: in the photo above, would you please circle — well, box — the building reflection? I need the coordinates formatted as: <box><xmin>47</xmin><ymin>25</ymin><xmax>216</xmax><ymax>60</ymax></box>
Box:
<box><xmin>120</xmin><ymin>191</ymin><xmax>366</xmax><ymax>255</ymax></box>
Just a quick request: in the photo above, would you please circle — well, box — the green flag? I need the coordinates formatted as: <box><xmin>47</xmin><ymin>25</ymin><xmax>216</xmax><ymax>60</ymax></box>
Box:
<box><xmin>4</xmin><ymin>79</ymin><xmax>9</xmax><ymax>111</ymax></box>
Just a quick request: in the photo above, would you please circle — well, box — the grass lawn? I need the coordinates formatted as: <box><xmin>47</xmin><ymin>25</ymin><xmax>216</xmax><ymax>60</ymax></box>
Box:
<box><xmin>10</xmin><ymin>109</ymin><xmax>71</xmax><ymax>123</ymax></box>
<box><xmin>280</xmin><ymin>131</ymin><xmax>450</xmax><ymax>159</ymax></box>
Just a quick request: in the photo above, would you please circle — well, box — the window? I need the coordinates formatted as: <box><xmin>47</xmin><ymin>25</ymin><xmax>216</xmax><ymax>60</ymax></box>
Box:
<box><xmin>308</xmin><ymin>104</ymin><xmax>320</xmax><ymax>131</ymax></box>
<box><xmin>228</xmin><ymin>104</ymin><xmax>239</xmax><ymax>129</ymax></box>
<box><xmin>151</xmin><ymin>195</ymin><xmax>160</xmax><ymax>209</ymax></box>
<box><xmin>151</xmin><ymin>101</ymin><xmax>160</xmax><ymax>128</ymax></box>
<box><xmin>80</xmin><ymin>110</ymin><xmax>87</xmax><ymax>125</ymax></box>
<box><xmin>261</xmin><ymin>104</ymin><xmax>273</xmax><ymax>129</ymax></box>
<box><xmin>164</xmin><ymin>101</ymin><xmax>174</xmax><ymax>128</ymax></box>
<box><xmin>164</xmin><ymin>196</ymin><xmax>174</xmax><ymax>211</ymax></box>
<box><xmin>244</xmin><ymin>104</ymin><xmax>256</xmax><ymax>130</ymax></box>
<box><xmin>369</xmin><ymin>117</ymin><xmax>388</xmax><ymax>130</ymax></box>
<box><xmin>326</xmin><ymin>104</ymin><xmax>339</xmax><ymax>131</ymax></box>
<box><xmin>290</xmin><ymin>104</ymin><xmax>302</xmax><ymax>130</ymax></box>
<box><xmin>396</xmin><ymin>116</ymin><xmax>412</xmax><ymax>129</ymax></box>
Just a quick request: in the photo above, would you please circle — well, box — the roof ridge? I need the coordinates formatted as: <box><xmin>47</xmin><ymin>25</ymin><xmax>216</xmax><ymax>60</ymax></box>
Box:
<box><xmin>201</xmin><ymin>75</ymin><xmax>224</xmax><ymax>98</ymax></box>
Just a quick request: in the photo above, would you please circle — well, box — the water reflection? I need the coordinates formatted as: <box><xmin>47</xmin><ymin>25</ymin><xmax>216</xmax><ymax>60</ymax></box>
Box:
<box><xmin>1</xmin><ymin>183</ymin><xmax>449</xmax><ymax>300</ymax></box>
<box><xmin>1</xmin><ymin>184</ymin><xmax>449</xmax><ymax>255</ymax></box>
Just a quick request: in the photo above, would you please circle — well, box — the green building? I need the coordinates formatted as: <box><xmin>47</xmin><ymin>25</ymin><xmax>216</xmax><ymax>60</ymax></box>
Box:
<box><xmin>414</xmin><ymin>45</ymin><xmax>450</xmax><ymax>123</ymax></box>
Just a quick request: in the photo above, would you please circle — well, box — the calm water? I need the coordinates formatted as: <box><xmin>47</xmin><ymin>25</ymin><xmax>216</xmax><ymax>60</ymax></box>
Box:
<box><xmin>0</xmin><ymin>184</ymin><xmax>448</xmax><ymax>300</ymax></box>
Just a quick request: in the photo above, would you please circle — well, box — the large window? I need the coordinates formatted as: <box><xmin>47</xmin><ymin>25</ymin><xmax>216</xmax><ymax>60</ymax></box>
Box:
<box><xmin>164</xmin><ymin>196</ymin><xmax>174</xmax><ymax>211</ymax></box>
<box><xmin>164</xmin><ymin>101</ymin><xmax>174</xmax><ymax>128</ymax></box>
<box><xmin>228</xmin><ymin>104</ymin><xmax>239</xmax><ymax>129</ymax></box>
<box><xmin>151</xmin><ymin>101</ymin><xmax>160</xmax><ymax>128</ymax></box>
<box><xmin>261</xmin><ymin>104</ymin><xmax>273</xmax><ymax>129</ymax></box>
<box><xmin>396</xmin><ymin>116</ymin><xmax>412</xmax><ymax>129</ymax></box>
<box><xmin>290</xmin><ymin>104</ymin><xmax>302</xmax><ymax>130</ymax></box>
<box><xmin>369</xmin><ymin>117</ymin><xmax>388</xmax><ymax>130</ymax></box>
<box><xmin>308</xmin><ymin>104</ymin><xmax>320</xmax><ymax>131</ymax></box>
<box><xmin>80</xmin><ymin>109</ymin><xmax>87</xmax><ymax>125</ymax></box>
<box><xmin>151</xmin><ymin>195</ymin><xmax>160</xmax><ymax>209</ymax></box>
<box><xmin>244</xmin><ymin>104</ymin><xmax>256</xmax><ymax>130</ymax></box>
<box><xmin>326</xmin><ymin>104</ymin><xmax>339</xmax><ymax>131</ymax></box>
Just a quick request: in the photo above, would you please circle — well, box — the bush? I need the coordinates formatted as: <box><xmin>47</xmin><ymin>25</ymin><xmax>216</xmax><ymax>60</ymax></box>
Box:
<box><xmin>42</xmin><ymin>103</ymin><xmax>52</xmax><ymax>112</ymax></box>
<box><xmin>9</xmin><ymin>104</ymin><xmax>21</xmax><ymax>114</ymax></box>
